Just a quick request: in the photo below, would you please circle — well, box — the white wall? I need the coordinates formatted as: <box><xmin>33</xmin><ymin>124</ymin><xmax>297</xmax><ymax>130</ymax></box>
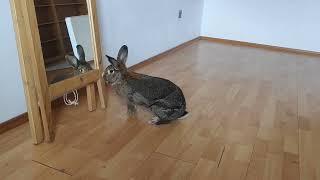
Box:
<box><xmin>0</xmin><ymin>0</ymin><xmax>26</xmax><ymax>123</ymax></box>
<box><xmin>97</xmin><ymin>0</ymin><xmax>204</xmax><ymax>67</ymax></box>
<box><xmin>201</xmin><ymin>0</ymin><xmax>320</xmax><ymax>52</ymax></box>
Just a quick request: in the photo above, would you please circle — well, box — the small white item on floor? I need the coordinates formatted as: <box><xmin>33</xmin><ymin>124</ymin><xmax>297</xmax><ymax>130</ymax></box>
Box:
<box><xmin>63</xmin><ymin>90</ymin><xmax>79</xmax><ymax>106</ymax></box>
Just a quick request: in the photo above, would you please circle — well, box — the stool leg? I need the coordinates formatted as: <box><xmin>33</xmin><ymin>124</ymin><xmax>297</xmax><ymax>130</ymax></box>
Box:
<box><xmin>97</xmin><ymin>79</ymin><xmax>107</xmax><ymax>109</ymax></box>
<box><xmin>86</xmin><ymin>83</ymin><xmax>96</xmax><ymax>112</ymax></box>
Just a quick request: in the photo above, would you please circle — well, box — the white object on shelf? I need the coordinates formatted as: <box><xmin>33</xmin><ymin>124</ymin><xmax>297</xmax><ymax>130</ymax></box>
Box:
<box><xmin>65</xmin><ymin>15</ymin><xmax>93</xmax><ymax>61</ymax></box>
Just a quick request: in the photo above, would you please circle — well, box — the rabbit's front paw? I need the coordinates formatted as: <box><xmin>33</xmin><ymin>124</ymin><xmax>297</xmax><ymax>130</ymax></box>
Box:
<box><xmin>127</xmin><ymin>107</ymin><xmax>137</xmax><ymax>117</ymax></box>
<box><xmin>127</xmin><ymin>101</ymin><xmax>137</xmax><ymax>117</ymax></box>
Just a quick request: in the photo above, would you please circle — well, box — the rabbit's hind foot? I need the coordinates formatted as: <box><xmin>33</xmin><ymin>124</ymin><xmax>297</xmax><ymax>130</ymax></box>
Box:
<box><xmin>148</xmin><ymin>116</ymin><xmax>160</xmax><ymax>125</ymax></box>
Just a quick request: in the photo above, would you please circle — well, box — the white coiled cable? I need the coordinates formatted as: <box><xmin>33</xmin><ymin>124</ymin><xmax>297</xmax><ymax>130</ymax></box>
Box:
<box><xmin>63</xmin><ymin>90</ymin><xmax>79</xmax><ymax>106</ymax></box>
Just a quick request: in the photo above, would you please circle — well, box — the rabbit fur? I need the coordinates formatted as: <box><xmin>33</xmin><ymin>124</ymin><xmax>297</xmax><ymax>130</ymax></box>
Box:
<box><xmin>103</xmin><ymin>45</ymin><xmax>189</xmax><ymax>125</ymax></box>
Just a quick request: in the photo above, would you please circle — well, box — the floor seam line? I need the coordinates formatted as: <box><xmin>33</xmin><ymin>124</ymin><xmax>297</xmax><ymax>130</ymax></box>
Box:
<box><xmin>154</xmin><ymin>151</ymin><xmax>196</xmax><ymax>165</ymax></box>
<box><xmin>32</xmin><ymin>160</ymin><xmax>73</xmax><ymax>176</ymax></box>
<box><xmin>217</xmin><ymin>146</ymin><xmax>225</xmax><ymax>168</ymax></box>
<box><xmin>244</xmin><ymin>140</ymin><xmax>257</xmax><ymax>179</ymax></box>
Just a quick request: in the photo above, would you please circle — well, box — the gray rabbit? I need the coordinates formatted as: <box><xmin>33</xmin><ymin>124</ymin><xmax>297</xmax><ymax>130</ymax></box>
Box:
<box><xmin>103</xmin><ymin>45</ymin><xmax>189</xmax><ymax>125</ymax></box>
<box><xmin>51</xmin><ymin>45</ymin><xmax>92</xmax><ymax>84</ymax></box>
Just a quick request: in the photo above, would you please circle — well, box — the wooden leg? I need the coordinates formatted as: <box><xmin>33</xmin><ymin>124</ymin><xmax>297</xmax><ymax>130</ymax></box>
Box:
<box><xmin>87</xmin><ymin>83</ymin><xmax>96</xmax><ymax>112</ymax></box>
<box><xmin>87</xmin><ymin>0</ymin><xmax>107</xmax><ymax>109</ymax></box>
<box><xmin>24</xmin><ymin>79</ymin><xmax>44</xmax><ymax>144</ymax></box>
<box><xmin>97</xmin><ymin>79</ymin><xmax>107</xmax><ymax>109</ymax></box>
<box><xmin>10</xmin><ymin>0</ymin><xmax>44</xmax><ymax>144</ymax></box>
<box><xmin>36</xmin><ymin>90</ymin><xmax>52</xmax><ymax>143</ymax></box>
<box><xmin>42</xmin><ymin>96</ymin><xmax>53</xmax><ymax>142</ymax></box>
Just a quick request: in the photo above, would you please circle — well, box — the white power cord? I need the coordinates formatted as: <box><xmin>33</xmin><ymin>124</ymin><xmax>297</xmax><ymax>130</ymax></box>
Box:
<box><xmin>63</xmin><ymin>90</ymin><xmax>79</xmax><ymax>106</ymax></box>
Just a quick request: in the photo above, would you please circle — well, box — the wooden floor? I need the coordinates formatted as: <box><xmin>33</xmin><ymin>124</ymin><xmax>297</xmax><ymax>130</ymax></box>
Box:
<box><xmin>1</xmin><ymin>39</ymin><xmax>320</xmax><ymax>180</ymax></box>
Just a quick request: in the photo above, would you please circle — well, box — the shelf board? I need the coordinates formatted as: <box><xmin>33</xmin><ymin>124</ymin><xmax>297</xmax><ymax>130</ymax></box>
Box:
<box><xmin>45</xmin><ymin>54</ymin><xmax>66</xmax><ymax>65</ymax></box>
<box><xmin>41</xmin><ymin>36</ymin><xmax>70</xmax><ymax>44</ymax></box>
<box><xmin>35</xmin><ymin>4</ymin><xmax>51</xmax><ymax>8</ymax></box>
<box><xmin>56</xmin><ymin>3</ymin><xmax>86</xmax><ymax>6</ymax></box>
<box><xmin>38</xmin><ymin>21</ymin><xmax>56</xmax><ymax>26</ymax></box>
<box><xmin>38</xmin><ymin>20</ymin><xmax>66</xmax><ymax>27</ymax></box>
<box><xmin>35</xmin><ymin>3</ymin><xmax>85</xmax><ymax>8</ymax></box>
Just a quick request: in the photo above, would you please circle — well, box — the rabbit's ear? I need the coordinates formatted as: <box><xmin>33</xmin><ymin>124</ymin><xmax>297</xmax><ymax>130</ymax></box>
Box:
<box><xmin>117</xmin><ymin>45</ymin><xmax>128</xmax><ymax>64</ymax></box>
<box><xmin>76</xmin><ymin>45</ymin><xmax>86</xmax><ymax>63</ymax></box>
<box><xmin>106</xmin><ymin>55</ymin><xmax>120</xmax><ymax>70</ymax></box>
<box><xmin>65</xmin><ymin>55</ymin><xmax>79</xmax><ymax>68</ymax></box>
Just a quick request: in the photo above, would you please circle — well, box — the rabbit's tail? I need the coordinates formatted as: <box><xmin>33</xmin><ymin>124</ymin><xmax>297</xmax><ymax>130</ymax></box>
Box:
<box><xmin>178</xmin><ymin>111</ymin><xmax>189</xmax><ymax>120</ymax></box>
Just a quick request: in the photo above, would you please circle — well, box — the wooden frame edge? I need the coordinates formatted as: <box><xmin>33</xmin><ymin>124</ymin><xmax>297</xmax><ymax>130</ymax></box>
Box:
<box><xmin>22</xmin><ymin>0</ymin><xmax>52</xmax><ymax>142</ymax></box>
<box><xmin>87</xmin><ymin>0</ymin><xmax>107</xmax><ymax>109</ymax></box>
<box><xmin>10</xmin><ymin>0</ymin><xmax>44</xmax><ymax>144</ymax></box>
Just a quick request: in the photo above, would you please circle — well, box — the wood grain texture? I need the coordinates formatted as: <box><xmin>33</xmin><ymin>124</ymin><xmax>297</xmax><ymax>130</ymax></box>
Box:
<box><xmin>10</xmin><ymin>0</ymin><xmax>44</xmax><ymax>144</ymax></box>
<box><xmin>49</xmin><ymin>69</ymin><xmax>100</xmax><ymax>100</ymax></box>
<box><xmin>13</xmin><ymin>0</ymin><xmax>53</xmax><ymax>142</ymax></box>
<box><xmin>1</xmin><ymin>39</ymin><xmax>320</xmax><ymax>179</ymax></box>
<box><xmin>86</xmin><ymin>83</ymin><xmax>96</xmax><ymax>112</ymax></box>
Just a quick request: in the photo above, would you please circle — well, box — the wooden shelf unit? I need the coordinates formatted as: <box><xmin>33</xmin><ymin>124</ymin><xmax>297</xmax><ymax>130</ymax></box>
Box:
<box><xmin>34</xmin><ymin>0</ymin><xmax>88</xmax><ymax>65</ymax></box>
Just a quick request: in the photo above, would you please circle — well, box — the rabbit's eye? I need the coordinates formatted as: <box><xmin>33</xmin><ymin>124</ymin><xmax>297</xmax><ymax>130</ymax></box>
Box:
<box><xmin>108</xmin><ymin>69</ymin><xmax>114</xmax><ymax>74</ymax></box>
